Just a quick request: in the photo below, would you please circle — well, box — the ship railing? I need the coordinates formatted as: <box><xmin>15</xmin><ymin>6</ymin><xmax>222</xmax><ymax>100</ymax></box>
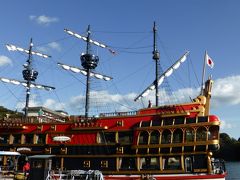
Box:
<box><xmin>46</xmin><ymin>169</ymin><xmax>104</xmax><ymax>180</ymax></box>
<box><xmin>1</xmin><ymin>116</ymin><xmax>66</xmax><ymax>124</ymax></box>
<box><xmin>1</xmin><ymin>117</ymin><xmax>34</xmax><ymax>123</ymax></box>
<box><xmin>99</xmin><ymin>111</ymin><xmax>137</xmax><ymax>117</ymax></box>
<box><xmin>211</xmin><ymin>158</ymin><xmax>226</xmax><ymax>174</ymax></box>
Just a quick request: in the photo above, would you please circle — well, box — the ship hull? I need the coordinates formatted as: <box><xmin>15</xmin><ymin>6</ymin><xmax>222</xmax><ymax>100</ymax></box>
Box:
<box><xmin>104</xmin><ymin>173</ymin><xmax>226</xmax><ymax>180</ymax></box>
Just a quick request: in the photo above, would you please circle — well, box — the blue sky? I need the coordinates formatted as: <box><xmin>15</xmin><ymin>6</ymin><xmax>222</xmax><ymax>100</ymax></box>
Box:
<box><xmin>0</xmin><ymin>0</ymin><xmax>240</xmax><ymax>139</ymax></box>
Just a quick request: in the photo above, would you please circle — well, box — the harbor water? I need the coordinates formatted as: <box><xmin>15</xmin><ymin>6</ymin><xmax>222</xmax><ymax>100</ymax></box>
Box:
<box><xmin>225</xmin><ymin>161</ymin><xmax>240</xmax><ymax>180</ymax></box>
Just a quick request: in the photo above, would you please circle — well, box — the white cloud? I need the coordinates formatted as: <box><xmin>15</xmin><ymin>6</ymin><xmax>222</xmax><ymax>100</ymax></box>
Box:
<box><xmin>13</xmin><ymin>74</ymin><xmax>240</xmax><ymax>117</ymax></box>
<box><xmin>48</xmin><ymin>42</ymin><xmax>61</xmax><ymax>51</ymax></box>
<box><xmin>68</xmin><ymin>90</ymin><xmax>140</xmax><ymax>114</ymax></box>
<box><xmin>37</xmin><ymin>42</ymin><xmax>61</xmax><ymax>53</ymax></box>
<box><xmin>16</xmin><ymin>100</ymin><xmax>39</xmax><ymax>111</ymax></box>
<box><xmin>43</xmin><ymin>99</ymin><xmax>65</xmax><ymax>110</ymax></box>
<box><xmin>220</xmin><ymin>120</ymin><xmax>232</xmax><ymax>130</ymax></box>
<box><xmin>65</xmin><ymin>75</ymin><xmax>240</xmax><ymax>115</ymax></box>
<box><xmin>66</xmin><ymin>88</ymin><xmax>199</xmax><ymax>114</ymax></box>
<box><xmin>36</xmin><ymin>46</ymin><xmax>48</xmax><ymax>53</ymax></box>
<box><xmin>16</xmin><ymin>95</ymin><xmax>64</xmax><ymax>112</ymax></box>
<box><xmin>212</xmin><ymin>75</ymin><xmax>240</xmax><ymax>107</ymax></box>
<box><xmin>0</xmin><ymin>56</ymin><xmax>12</xmax><ymax>66</ymax></box>
<box><xmin>29</xmin><ymin>15</ymin><xmax>59</xmax><ymax>26</ymax></box>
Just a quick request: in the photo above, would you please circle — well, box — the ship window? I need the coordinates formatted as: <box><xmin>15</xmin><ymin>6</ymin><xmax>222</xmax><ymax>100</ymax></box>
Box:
<box><xmin>103</xmin><ymin>132</ymin><xmax>116</xmax><ymax>143</ymax></box>
<box><xmin>198</xmin><ymin>116</ymin><xmax>208</xmax><ymax>123</ymax></box>
<box><xmin>185</xmin><ymin>128</ymin><xmax>195</xmax><ymax>142</ymax></box>
<box><xmin>186</xmin><ymin>118</ymin><xmax>196</xmax><ymax>124</ymax></box>
<box><xmin>138</xmin><ymin>131</ymin><xmax>149</xmax><ymax>145</ymax></box>
<box><xmin>173</xmin><ymin>129</ymin><xmax>183</xmax><ymax>143</ymax></box>
<box><xmin>141</xmin><ymin>121</ymin><xmax>150</xmax><ymax>127</ymax></box>
<box><xmin>193</xmin><ymin>155</ymin><xmax>207</xmax><ymax>169</ymax></box>
<box><xmin>152</xmin><ymin>119</ymin><xmax>162</xmax><ymax>126</ymax></box>
<box><xmin>163</xmin><ymin>156</ymin><xmax>181</xmax><ymax>170</ymax></box>
<box><xmin>0</xmin><ymin>135</ymin><xmax>9</xmax><ymax>144</ymax></box>
<box><xmin>36</xmin><ymin>134</ymin><xmax>46</xmax><ymax>144</ymax></box>
<box><xmin>13</xmin><ymin>134</ymin><xmax>22</xmax><ymax>144</ymax></box>
<box><xmin>150</xmin><ymin>130</ymin><xmax>160</xmax><ymax>144</ymax></box>
<box><xmin>163</xmin><ymin>118</ymin><xmax>173</xmax><ymax>126</ymax></box>
<box><xmin>196</xmin><ymin>127</ymin><xmax>207</xmax><ymax>141</ymax></box>
<box><xmin>51</xmin><ymin>147</ymin><xmax>61</xmax><ymax>154</ymax></box>
<box><xmin>208</xmin><ymin>126</ymin><xmax>219</xmax><ymax>140</ymax></box>
<box><xmin>25</xmin><ymin>134</ymin><xmax>34</xmax><ymax>144</ymax></box>
<box><xmin>140</xmin><ymin>157</ymin><xmax>159</xmax><ymax>170</ymax></box>
<box><xmin>174</xmin><ymin>117</ymin><xmax>185</xmax><ymax>125</ymax></box>
<box><xmin>185</xmin><ymin>157</ymin><xmax>193</xmax><ymax>172</ymax></box>
<box><xmin>118</xmin><ymin>131</ymin><xmax>133</xmax><ymax>144</ymax></box>
<box><xmin>119</xmin><ymin>157</ymin><xmax>136</xmax><ymax>170</ymax></box>
<box><xmin>161</xmin><ymin>129</ymin><xmax>171</xmax><ymax>144</ymax></box>
<box><xmin>97</xmin><ymin>132</ymin><xmax>116</xmax><ymax>143</ymax></box>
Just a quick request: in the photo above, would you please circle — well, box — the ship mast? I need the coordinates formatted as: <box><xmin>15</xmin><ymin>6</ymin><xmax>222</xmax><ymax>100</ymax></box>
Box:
<box><xmin>81</xmin><ymin>25</ymin><xmax>99</xmax><ymax>118</ymax></box>
<box><xmin>24</xmin><ymin>38</ymin><xmax>36</xmax><ymax>117</ymax></box>
<box><xmin>134</xmin><ymin>22</ymin><xmax>189</xmax><ymax>103</ymax></box>
<box><xmin>152</xmin><ymin>22</ymin><xmax>160</xmax><ymax>106</ymax></box>
<box><xmin>2</xmin><ymin>39</ymin><xmax>54</xmax><ymax>117</ymax></box>
<box><xmin>58</xmin><ymin>26</ymin><xmax>113</xmax><ymax>118</ymax></box>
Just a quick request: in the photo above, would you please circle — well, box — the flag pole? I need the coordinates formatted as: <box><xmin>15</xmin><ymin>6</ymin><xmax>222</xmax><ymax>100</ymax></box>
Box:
<box><xmin>201</xmin><ymin>50</ymin><xmax>207</xmax><ymax>95</ymax></box>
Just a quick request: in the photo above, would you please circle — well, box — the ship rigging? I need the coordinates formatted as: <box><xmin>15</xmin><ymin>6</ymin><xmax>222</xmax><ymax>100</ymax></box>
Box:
<box><xmin>1</xmin><ymin>39</ymin><xmax>55</xmax><ymax>117</ymax></box>
<box><xmin>0</xmin><ymin>22</ymin><xmax>226</xmax><ymax>180</ymax></box>
<box><xmin>58</xmin><ymin>25</ymin><xmax>114</xmax><ymax>118</ymax></box>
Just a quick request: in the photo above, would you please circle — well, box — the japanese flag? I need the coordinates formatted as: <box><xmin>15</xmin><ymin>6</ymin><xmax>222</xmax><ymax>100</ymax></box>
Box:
<box><xmin>205</xmin><ymin>53</ymin><xmax>214</xmax><ymax>68</ymax></box>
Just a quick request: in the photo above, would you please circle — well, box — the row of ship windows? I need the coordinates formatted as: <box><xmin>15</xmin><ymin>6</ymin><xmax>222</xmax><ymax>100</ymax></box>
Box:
<box><xmin>0</xmin><ymin>134</ymin><xmax>45</xmax><ymax>145</ymax></box>
<box><xmin>138</xmin><ymin>126</ymin><xmax>219</xmax><ymax>144</ymax></box>
<box><xmin>0</xmin><ymin>131</ymin><xmax>134</xmax><ymax>145</ymax></box>
<box><xmin>80</xmin><ymin>156</ymin><xmax>183</xmax><ymax>170</ymax></box>
<box><xmin>56</xmin><ymin>155</ymin><xmax>206</xmax><ymax>172</ymax></box>
<box><xmin>98</xmin><ymin>126</ymin><xmax>219</xmax><ymax>144</ymax></box>
<box><xmin>0</xmin><ymin>126</ymin><xmax>218</xmax><ymax>145</ymax></box>
<box><xmin>139</xmin><ymin>116</ymin><xmax>209</xmax><ymax>127</ymax></box>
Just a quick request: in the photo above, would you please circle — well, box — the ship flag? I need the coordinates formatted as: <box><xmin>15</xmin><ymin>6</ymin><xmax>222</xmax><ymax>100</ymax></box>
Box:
<box><xmin>205</xmin><ymin>53</ymin><xmax>214</xmax><ymax>68</ymax></box>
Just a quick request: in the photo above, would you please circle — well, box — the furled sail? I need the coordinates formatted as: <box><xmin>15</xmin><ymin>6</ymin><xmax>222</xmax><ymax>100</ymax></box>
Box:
<box><xmin>134</xmin><ymin>51</ymin><xmax>189</xmax><ymax>101</ymax></box>
<box><xmin>64</xmin><ymin>29</ymin><xmax>115</xmax><ymax>54</ymax></box>
<box><xmin>0</xmin><ymin>77</ymin><xmax>55</xmax><ymax>91</ymax></box>
<box><xmin>6</xmin><ymin>44</ymin><xmax>51</xmax><ymax>58</ymax></box>
<box><xmin>57</xmin><ymin>62</ymin><xmax>112</xmax><ymax>81</ymax></box>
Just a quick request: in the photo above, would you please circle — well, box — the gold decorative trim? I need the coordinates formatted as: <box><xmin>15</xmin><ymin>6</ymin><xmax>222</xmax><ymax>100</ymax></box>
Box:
<box><xmin>83</xmin><ymin>160</ymin><xmax>90</xmax><ymax>168</ymax></box>
<box><xmin>101</xmin><ymin>160</ymin><xmax>108</xmax><ymax>168</ymax></box>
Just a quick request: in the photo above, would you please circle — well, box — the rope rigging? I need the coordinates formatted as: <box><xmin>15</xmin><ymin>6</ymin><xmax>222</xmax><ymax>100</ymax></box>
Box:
<box><xmin>0</xmin><ymin>26</ymin><xmax>202</xmax><ymax>115</ymax></box>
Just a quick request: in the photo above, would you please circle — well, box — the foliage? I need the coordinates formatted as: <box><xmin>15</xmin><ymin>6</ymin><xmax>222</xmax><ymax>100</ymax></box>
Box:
<box><xmin>0</xmin><ymin>106</ymin><xmax>23</xmax><ymax>119</ymax></box>
<box><xmin>215</xmin><ymin>133</ymin><xmax>240</xmax><ymax>161</ymax></box>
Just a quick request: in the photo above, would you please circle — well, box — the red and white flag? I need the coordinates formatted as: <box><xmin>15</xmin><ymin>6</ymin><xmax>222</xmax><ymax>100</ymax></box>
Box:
<box><xmin>205</xmin><ymin>53</ymin><xmax>214</xmax><ymax>68</ymax></box>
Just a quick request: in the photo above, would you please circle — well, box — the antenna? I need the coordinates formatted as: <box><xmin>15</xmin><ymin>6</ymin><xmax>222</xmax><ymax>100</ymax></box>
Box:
<box><xmin>59</xmin><ymin>25</ymin><xmax>114</xmax><ymax>118</ymax></box>
<box><xmin>2</xmin><ymin>38</ymin><xmax>55</xmax><ymax>117</ymax></box>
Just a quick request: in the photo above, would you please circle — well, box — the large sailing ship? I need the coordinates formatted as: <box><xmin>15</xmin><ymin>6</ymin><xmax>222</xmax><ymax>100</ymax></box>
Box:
<box><xmin>0</xmin><ymin>23</ymin><xmax>226</xmax><ymax>180</ymax></box>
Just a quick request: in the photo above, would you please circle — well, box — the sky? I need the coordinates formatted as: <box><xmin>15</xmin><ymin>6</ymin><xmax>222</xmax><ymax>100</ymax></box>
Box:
<box><xmin>0</xmin><ymin>0</ymin><xmax>240</xmax><ymax>139</ymax></box>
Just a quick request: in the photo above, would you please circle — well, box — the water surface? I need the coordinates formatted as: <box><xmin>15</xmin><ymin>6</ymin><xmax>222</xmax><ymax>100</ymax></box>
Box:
<box><xmin>225</xmin><ymin>162</ymin><xmax>240</xmax><ymax>180</ymax></box>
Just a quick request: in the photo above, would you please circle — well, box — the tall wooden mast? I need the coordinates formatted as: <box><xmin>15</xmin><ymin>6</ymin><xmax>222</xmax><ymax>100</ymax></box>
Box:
<box><xmin>134</xmin><ymin>22</ymin><xmax>189</xmax><ymax>104</ymax></box>
<box><xmin>153</xmin><ymin>22</ymin><xmax>160</xmax><ymax>106</ymax></box>
<box><xmin>59</xmin><ymin>26</ymin><xmax>113</xmax><ymax>118</ymax></box>
<box><xmin>2</xmin><ymin>39</ymin><xmax>54</xmax><ymax>118</ymax></box>
<box><xmin>81</xmin><ymin>25</ymin><xmax>99</xmax><ymax>118</ymax></box>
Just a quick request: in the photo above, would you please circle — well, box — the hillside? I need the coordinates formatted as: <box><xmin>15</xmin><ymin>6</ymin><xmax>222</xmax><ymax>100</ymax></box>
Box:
<box><xmin>0</xmin><ymin>106</ymin><xmax>23</xmax><ymax>119</ymax></box>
